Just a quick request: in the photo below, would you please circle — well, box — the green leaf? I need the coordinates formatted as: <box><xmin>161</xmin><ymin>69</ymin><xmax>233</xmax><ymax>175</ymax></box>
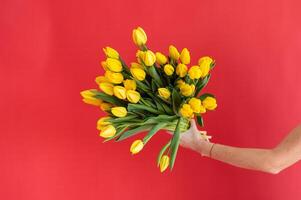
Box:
<box><xmin>117</xmin><ymin>124</ymin><xmax>153</xmax><ymax>141</ymax></box>
<box><xmin>151</xmin><ymin>79</ymin><xmax>158</xmax><ymax>92</ymax></box>
<box><xmin>169</xmin><ymin>117</ymin><xmax>182</xmax><ymax>170</ymax></box>
<box><xmin>157</xmin><ymin>141</ymin><xmax>171</xmax><ymax>166</ymax></box>
<box><xmin>93</xmin><ymin>91</ymin><xmax>126</xmax><ymax>106</ymax></box>
<box><xmin>195</xmin><ymin>74</ymin><xmax>211</xmax><ymax>96</ymax></box>
<box><xmin>148</xmin><ymin>65</ymin><xmax>163</xmax><ymax>87</ymax></box>
<box><xmin>199</xmin><ymin>93</ymin><xmax>215</xmax><ymax>101</ymax></box>
<box><xmin>143</xmin><ymin>115</ymin><xmax>178</xmax><ymax>125</ymax></box>
<box><xmin>143</xmin><ymin>122</ymin><xmax>167</xmax><ymax>144</ymax></box>
<box><xmin>210</xmin><ymin>61</ymin><xmax>216</xmax><ymax>70</ymax></box>
<box><xmin>196</xmin><ymin>115</ymin><xmax>204</xmax><ymax>127</ymax></box>
<box><xmin>127</xmin><ymin>104</ymin><xmax>160</xmax><ymax>114</ymax></box>
<box><xmin>172</xmin><ymin>89</ymin><xmax>181</xmax><ymax>115</ymax></box>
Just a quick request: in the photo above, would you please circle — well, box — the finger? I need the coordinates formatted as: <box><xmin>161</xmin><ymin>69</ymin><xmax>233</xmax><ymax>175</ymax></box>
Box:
<box><xmin>189</xmin><ymin>119</ymin><xmax>197</xmax><ymax>129</ymax></box>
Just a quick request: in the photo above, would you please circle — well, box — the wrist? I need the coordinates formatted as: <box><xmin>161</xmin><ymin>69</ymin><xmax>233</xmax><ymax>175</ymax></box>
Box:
<box><xmin>195</xmin><ymin>140</ymin><xmax>214</xmax><ymax>157</ymax></box>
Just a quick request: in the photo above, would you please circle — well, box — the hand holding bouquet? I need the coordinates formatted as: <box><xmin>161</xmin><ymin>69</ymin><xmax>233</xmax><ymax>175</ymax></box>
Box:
<box><xmin>81</xmin><ymin>27</ymin><xmax>217</xmax><ymax>172</ymax></box>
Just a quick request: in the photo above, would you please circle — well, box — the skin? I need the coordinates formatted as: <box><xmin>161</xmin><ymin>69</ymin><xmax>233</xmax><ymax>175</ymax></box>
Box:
<box><xmin>175</xmin><ymin>120</ymin><xmax>301</xmax><ymax>174</ymax></box>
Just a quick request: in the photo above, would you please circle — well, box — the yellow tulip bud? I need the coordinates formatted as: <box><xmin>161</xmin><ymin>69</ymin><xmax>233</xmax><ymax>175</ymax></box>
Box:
<box><xmin>199</xmin><ymin>105</ymin><xmax>206</xmax><ymax>114</ymax></box>
<box><xmin>99</xmin><ymin>82</ymin><xmax>114</xmax><ymax>96</ymax></box>
<box><xmin>180</xmin><ymin>83</ymin><xmax>195</xmax><ymax>97</ymax></box>
<box><xmin>95</xmin><ymin>76</ymin><xmax>108</xmax><ymax>84</ymax></box>
<box><xmin>164</xmin><ymin>64</ymin><xmax>174</xmax><ymax>76</ymax></box>
<box><xmin>176</xmin><ymin>63</ymin><xmax>188</xmax><ymax>77</ymax></box>
<box><xmin>82</xmin><ymin>97</ymin><xmax>102</xmax><ymax>106</ymax></box>
<box><xmin>105</xmin><ymin>71</ymin><xmax>124</xmax><ymax>84</ymax></box>
<box><xmin>101</xmin><ymin>61</ymin><xmax>109</xmax><ymax>71</ymax></box>
<box><xmin>158</xmin><ymin>88</ymin><xmax>171</xmax><ymax>99</ymax></box>
<box><xmin>179</xmin><ymin>104</ymin><xmax>194</xmax><ymax>118</ymax></box>
<box><xmin>132</xmin><ymin>27</ymin><xmax>147</xmax><ymax>46</ymax></box>
<box><xmin>123</xmin><ymin>79</ymin><xmax>137</xmax><ymax>90</ymax></box>
<box><xmin>113</xmin><ymin>86</ymin><xmax>127</xmax><ymax>99</ymax></box>
<box><xmin>130</xmin><ymin>62</ymin><xmax>143</xmax><ymax>69</ymax></box>
<box><xmin>142</xmin><ymin>50</ymin><xmax>156</xmax><ymax>66</ymax></box>
<box><xmin>100</xmin><ymin>102</ymin><xmax>113</xmax><ymax>111</ymax></box>
<box><xmin>136</xmin><ymin>50</ymin><xmax>145</xmax><ymax>63</ymax></box>
<box><xmin>188</xmin><ymin>65</ymin><xmax>202</xmax><ymax>79</ymax></box>
<box><xmin>105</xmin><ymin>58</ymin><xmax>123</xmax><ymax>72</ymax></box>
<box><xmin>159</xmin><ymin>155</ymin><xmax>170</xmax><ymax>172</ymax></box>
<box><xmin>99</xmin><ymin>125</ymin><xmax>116</xmax><ymax>138</ymax></box>
<box><xmin>176</xmin><ymin>79</ymin><xmax>185</xmax><ymax>88</ymax></box>
<box><xmin>155</xmin><ymin>52</ymin><xmax>168</xmax><ymax>65</ymax></box>
<box><xmin>180</xmin><ymin>48</ymin><xmax>190</xmax><ymax>64</ymax></box>
<box><xmin>202</xmin><ymin>96</ymin><xmax>217</xmax><ymax>110</ymax></box>
<box><xmin>103</xmin><ymin>47</ymin><xmax>119</xmax><ymax>59</ymax></box>
<box><xmin>188</xmin><ymin>98</ymin><xmax>202</xmax><ymax>113</ymax></box>
<box><xmin>80</xmin><ymin>89</ymin><xmax>96</xmax><ymax>99</ymax></box>
<box><xmin>169</xmin><ymin>45</ymin><xmax>180</xmax><ymax>60</ymax></box>
<box><xmin>130</xmin><ymin>140</ymin><xmax>144</xmax><ymax>154</ymax></box>
<box><xmin>97</xmin><ymin>117</ymin><xmax>111</xmax><ymax>130</ymax></box>
<box><xmin>111</xmin><ymin>107</ymin><xmax>127</xmax><ymax>117</ymax></box>
<box><xmin>198</xmin><ymin>56</ymin><xmax>213</xmax><ymax>78</ymax></box>
<box><xmin>126</xmin><ymin>90</ymin><xmax>140</xmax><ymax>103</ymax></box>
<box><xmin>130</xmin><ymin>67</ymin><xmax>146</xmax><ymax>81</ymax></box>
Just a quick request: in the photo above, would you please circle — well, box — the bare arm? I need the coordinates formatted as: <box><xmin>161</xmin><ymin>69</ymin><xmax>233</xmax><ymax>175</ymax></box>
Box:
<box><xmin>179</xmin><ymin>120</ymin><xmax>301</xmax><ymax>174</ymax></box>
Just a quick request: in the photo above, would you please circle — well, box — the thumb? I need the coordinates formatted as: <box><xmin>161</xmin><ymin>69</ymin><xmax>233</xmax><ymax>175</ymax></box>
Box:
<box><xmin>189</xmin><ymin>119</ymin><xmax>197</xmax><ymax>129</ymax></box>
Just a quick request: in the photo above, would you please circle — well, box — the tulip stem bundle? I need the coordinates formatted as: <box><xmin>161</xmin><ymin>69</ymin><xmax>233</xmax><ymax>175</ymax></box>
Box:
<box><xmin>81</xmin><ymin>27</ymin><xmax>217</xmax><ymax>172</ymax></box>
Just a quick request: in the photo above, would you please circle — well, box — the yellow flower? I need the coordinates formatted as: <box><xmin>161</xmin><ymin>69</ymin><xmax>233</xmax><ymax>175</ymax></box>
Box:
<box><xmin>132</xmin><ymin>27</ymin><xmax>147</xmax><ymax>46</ymax></box>
<box><xmin>130</xmin><ymin>140</ymin><xmax>144</xmax><ymax>154</ymax></box>
<box><xmin>126</xmin><ymin>90</ymin><xmax>140</xmax><ymax>103</ymax></box>
<box><xmin>80</xmin><ymin>89</ymin><xmax>96</xmax><ymax>99</ymax></box>
<box><xmin>105</xmin><ymin>71</ymin><xmax>124</xmax><ymax>84</ymax></box>
<box><xmin>99</xmin><ymin>125</ymin><xmax>116</xmax><ymax>138</ymax></box>
<box><xmin>101</xmin><ymin>61</ymin><xmax>109</xmax><ymax>71</ymax></box>
<box><xmin>82</xmin><ymin>97</ymin><xmax>102</xmax><ymax>106</ymax></box>
<box><xmin>199</xmin><ymin>105</ymin><xmax>206</xmax><ymax>114</ymax></box>
<box><xmin>164</xmin><ymin>64</ymin><xmax>174</xmax><ymax>76</ymax></box>
<box><xmin>111</xmin><ymin>107</ymin><xmax>127</xmax><ymax>117</ymax></box>
<box><xmin>159</xmin><ymin>155</ymin><xmax>170</xmax><ymax>172</ymax></box>
<box><xmin>169</xmin><ymin>45</ymin><xmax>180</xmax><ymax>60</ymax></box>
<box><xmin>188</xmin><ymin>98</ymin><xmax>202</xmax><ymax>113</ymax></box>
<box><xmin>202</xmin><ymin>96</ymin><xmax>217</xmax><ymax>110</ymax></box>
<box><xmin>180</xmin><ymin>48</ymin><xmax>190</xmax><ymax>64</ymax></box>
<box><xmin>176</xmin><ymin>63</ymin><xmax>188</xmax><ymax>77</ymax></box>
<box><xmin>155</xmin><ymin>52</ymin><xmax>168</xmax><ymax>65</ymax></box>
<box><xmin>158</xmin><ymin>88</ymin><xmax>171</xmax><ymax>99</ymax></box>
<box><xmin>136</xmin><ymin>50</ymin><xmax>145</xmax><ymax>63</ymax></box>
<box><xmin>95</xmin><ymin>76</ymin><xmax>108</xmax><ymax>84</ymax></box>
<box><xmin>142</xmin><ymin>50</ymin><xmax>156</xmax><ymax>66</ymax></box>
<box><xmin>103</xmin><ymin>47</ymin><xmax>119</xmax><ymax>59</ymax></box>
<box><xmin>130</xmin><ymin>67</ymin><xmax>146</xmax><ymax>81</ymax></box>
<box><xmin>99</xmin><ymin>82</ymin><xmax>114</xmax><ymax>96</ymax></box>
<box><xmin>113</xmin><ymin>86</ymin><xmax>127</xmax><ymax>99</ymax></box>
<box><xmin>180</xmin><ymin>83</ymin><xmax>195</xmax><ymax>97</ymax></box>
<box><xmin>180</xmin><ymin>104</ymin><xmax>194</xmax><ymax>118</ymax></box>
<box><xmin>188</xmin><ymin>65</ymin><xmax>202</xmax><ymax>79</ymax></box>
<box><xmin>123</xmin><ymin>79</ymin><xmax>136</xmax><ymax>90</ymax></box>
<box><xmin>97</xmin><ymin>117</ymin><xmax>111</xmax><ymax>130</ymax></box>
<box><xmin>105</xmin><ymin>58</ymin><xmax>123</xmax><ymax>72</ymax></box>
<box><xmin>100</xmin><ymin>102</ymin><xmax>113</xmax><ymax>111</ymax></box>
<box><xmin>198</xmin><ymin>56</ymin><xmax>213</xmax><ymax>78</ymax></box>
<box><xmin>176</xmin><ymin>79</ymin><xmax>185</xmax><ymax>88</ymax></box>
<box><xmin>130</xmin><ymin>62</ymin><xmax>143</xmax><ymax>69</ymax></box>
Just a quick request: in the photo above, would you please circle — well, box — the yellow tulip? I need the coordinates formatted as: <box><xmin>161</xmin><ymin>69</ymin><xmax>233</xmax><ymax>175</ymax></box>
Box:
<box><xmin>188</xmin><ymin>65</ymin><xmax>202</xmax><ymax>79</ymax></box>
<box><xmin>113</xmin><ymin>86</ymin><xmax>127</xmax><ymax>100</ymax></box>
<box><xmin>155</xmin><ymin>52</ymin><xmax>168</xmax><ymax>65</ymax></box>
<box><xmin>101</xmin><ymin>61</ymin><xmax>109</xmax><ymax>71</ymax></box>
<box><xmin>130</xmin><ymin>140</ymin><xmax>144</xmax><ymax>154</ymax></box>
<box><xmin>130</xmin><ymin>67</ymin><xmax>146</xmax><ymax>81</ymax></box>
<box><xmin>180</xmin><ymin>83</ymin><xmax>195</xmax><ymax>97</ymax></box>
<box><xmin>100</xmin><ymin>102</ymin><xmax>113</xmax><ymax>111</ymax></box>
<box><xmin>111</xmin><ymin>107</ymin><xmax>127</xmax><ymax>117</ymax></box>
<box><xmin>105</xmin><ymin>71</ymin><xmax>124</xmax><ymax>84</ymax></box>
<box><xmin>142</xmin><ymin>50</ymin><xmax>156</xmax><ymax>66</ymax></box>
<box><xmin>99</xmin><ymin>82</ymin><xmax>114</xmax><ymax>96</ymax></box>
<box><xmin>82</xmin><ymin>97</ymin><xmax>102</xmax><ymax>106</ymax></box>
<box><xmin>158</xmin><ymin>88</ymin><xmax>171</xmax><ymax>99</ymax></box>
<box><xmin>198</xmin><ymin>56</ymin><xmax>213</xmax><ymax>78</ymax></box>
<box><xmin>126</xmin><ymin>90</ymin><xmax>140</xmax><ymax>103</ymax></box>
<box><xmin>159</xmin><ymin>155</ymin><xmax>170</xmax><ymax>172</ymax></box>
<box><xmin>164</xmin><ymin>64</ymin><xmax>174</xmax><ymax>76</ymax></box>
<box><xmin>97</xmin><ymin>117</ymin><xmax>111</xmax><ymax>130</ymax></box>
<box><xmin>80</xmin><ymin>89</ymin><xmax>96</xmax><ymax>99</ymax></box>
<box><xmin>95</xmin><ymin>76</ymin><xmax>108</xmax><ymax>84</ymax></box>
<box><xmin>99</xmin><ymin>125</ymin><xmax>116</xmax><ymax>138</ymax></box>
<box><xmin>188</xmin><ymin>98</ymin><xmax>202</xmax><ymax>113</ymax></box>
<box><xmin>180</xmin><ymin>48</ymin><xmax>190</xmax><ymax>64</ymax></box>
<box><xmin>105</xmin><ymin>58</ymin><xmax>123</xmax><ymax>72</ymax></box>
<box><xmin>179</xmin><ymin>104</ymin><xmax>194</xmax><ymax>118</ymax></box>
<box><xmin>169</xmin><ymin>45</ymin><xmax>180</xmax><ymax>60</ymax></box>
<box><xmin>130</xmin><ymin>62</ymin><xmax>143</xmax><ymax>69</ymax></box>
<box><xmin>103</xmin><ymin>47</ymin><xmax>119</xmax><ymax>59</ymax></box>
<box><xmin>123</xmin><ymin>79</ymin><xmax>137</xmax><ymax>90</ymax></box>
<box><xmin>132</xmin><ymin>27</ymin><xmax>147</xmax><ymax>46</ymax></box>
<box><xmin>176</xmin><ymin>79</ymin><xmax>185</xmax><ymax>88</ymax></box>
<box><xmin>199</xmin><ymin>105</ymin><xmax>206</xmax><ymax>114</ymax></box>
<box><xmin>176</xmin><ymin>63</ymin><xmax>188</xmax><ymax>78</ymax></box>
<box><xmin>202</xmin><ymin>96</ymin><xmax>217</xmax><ymax>110</ymax></box>
<box><xmin>136</xmin><ymin>50</ymin><xmax>145</xmax><ymax>63</ymax></box>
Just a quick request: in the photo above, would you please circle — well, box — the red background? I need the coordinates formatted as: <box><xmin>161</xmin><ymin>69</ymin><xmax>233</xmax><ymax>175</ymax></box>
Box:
<box><xmin>1</xmin><ymin>0</ymin><xmax>301</xmax><ymax>199</ymax></box>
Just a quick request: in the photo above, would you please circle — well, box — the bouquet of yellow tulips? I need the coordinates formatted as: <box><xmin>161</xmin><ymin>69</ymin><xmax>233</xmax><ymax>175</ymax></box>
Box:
<box><xmin>81</xmin><ymin>27</ymin><xmax>217</xmax><ymax>172</ymax></box>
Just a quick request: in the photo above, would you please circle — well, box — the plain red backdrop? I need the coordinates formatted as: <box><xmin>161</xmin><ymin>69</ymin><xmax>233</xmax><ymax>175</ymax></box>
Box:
<box><xmin>1</xmin><ymin>0</ymin><xmax>301</xmax><ymax>199</ymax></box>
